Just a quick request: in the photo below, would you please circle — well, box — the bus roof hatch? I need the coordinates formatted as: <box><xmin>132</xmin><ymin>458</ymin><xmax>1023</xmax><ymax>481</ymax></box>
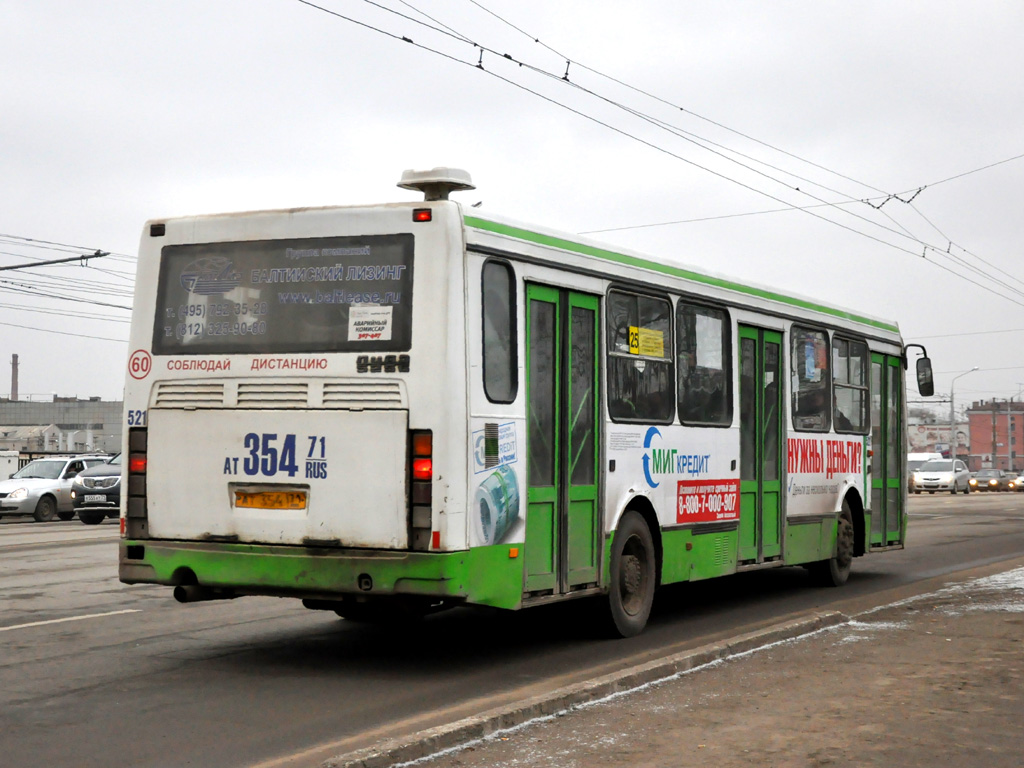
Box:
<box><xmin>398</xmin><ymin>167</ymin><xmax>475</xmax><ymax>201</ymax></box>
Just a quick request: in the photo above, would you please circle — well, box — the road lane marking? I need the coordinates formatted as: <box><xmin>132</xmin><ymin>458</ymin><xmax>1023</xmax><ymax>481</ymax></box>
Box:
<box><xmin>0</xmin><ymin>609</ymin><xmax>140</xmax><ymax>633</ymax></box>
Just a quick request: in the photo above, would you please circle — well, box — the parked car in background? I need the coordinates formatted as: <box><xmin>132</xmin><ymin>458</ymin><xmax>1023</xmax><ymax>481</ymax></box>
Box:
<box><xmin>907</xmin><ymin>452</ymin><xmax>943</xmax><ymax>494</ymax></box>
<box><xmin>71</xmin><ymin>453</ymin><xmax>122</xmax><ymax>525</ymax></box>
<box><xmin>970</xmin><ymin>468</ymin><xmax>1014</xmax><ymax>492</ymax></box>
<box><xmin>0</xmin><ymin>455</ymin><xmax>110</xmax><ymax>521</ymax></box>
<box><xmin>912</xmin><ymin>459</ymin><xmax>971</xmax><ymax>494</ymax></box>
<box><xmin>1015</xmin><ymin>473</ymin><xmax>1024</xmax><ymax>491</ymax></box>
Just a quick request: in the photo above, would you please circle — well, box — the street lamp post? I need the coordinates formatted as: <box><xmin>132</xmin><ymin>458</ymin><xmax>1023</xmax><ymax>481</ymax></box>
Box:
<box><xmin>950</xmin><ymin>367</ymin><xmax>979</xmax><ymax>464</ymax></box>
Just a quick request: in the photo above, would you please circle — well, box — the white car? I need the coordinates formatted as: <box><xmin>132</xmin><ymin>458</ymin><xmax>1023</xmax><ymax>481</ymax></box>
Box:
<box><xmin>0</xmin><ymin>455</ymin><xmax>110</xmax><ymax>521</ymax></box>
<box><xmin>912</xmin><ymin>459</ymin><xmax>971</xmax><ymax>494</ymax></box>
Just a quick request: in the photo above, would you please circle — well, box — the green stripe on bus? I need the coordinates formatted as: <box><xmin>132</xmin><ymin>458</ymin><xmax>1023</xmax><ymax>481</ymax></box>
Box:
<box><xmin>464</xmin><ymin>216</ymin><xmax>899</xmax><ymax>333</ymax></box>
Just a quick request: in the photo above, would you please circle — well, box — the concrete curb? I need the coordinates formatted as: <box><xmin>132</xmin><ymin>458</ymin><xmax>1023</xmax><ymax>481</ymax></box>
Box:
<box><xmin>324</xmin><ymin>611</ymin><xmax>848</xmax><ymax>768</ymax></box>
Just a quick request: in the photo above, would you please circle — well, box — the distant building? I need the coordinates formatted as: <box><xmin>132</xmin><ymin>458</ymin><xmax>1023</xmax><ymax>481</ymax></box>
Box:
<box><xmin>0</xmin><ymin>397</ymin><xmax>122</xmax><ymax>453</ymax></box>
<box><xmin>0</xmin><ymin>424</ymin><xmax>61</xmax><ymax>452</ymax></box>
<box><xmin>966</xmin><ymin>399</ymin><xmax>1024</xmax><ymax>472</ymax></box>
<box><xmin>907</xmin><ymin>420</ymin><xmax>968</xmax><ymax>459</ymax></box>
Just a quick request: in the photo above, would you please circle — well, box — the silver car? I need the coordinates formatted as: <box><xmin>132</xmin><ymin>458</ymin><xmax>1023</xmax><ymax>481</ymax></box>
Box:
<box><xmin>0</xmin><ymin>456</ymin><xmax>109</xmax><ymax>522</ymax></box>
<box><xmin>912</xmin><ymin>459</ymin><xmax>971</xmax><ymax>494</ymax></box>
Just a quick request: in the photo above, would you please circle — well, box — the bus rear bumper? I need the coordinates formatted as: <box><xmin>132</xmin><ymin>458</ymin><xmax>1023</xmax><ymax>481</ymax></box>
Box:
<box><xmin>118</xmin><ymin>539</ymin><xmax>469</xmax><ymax>601</ymax></box>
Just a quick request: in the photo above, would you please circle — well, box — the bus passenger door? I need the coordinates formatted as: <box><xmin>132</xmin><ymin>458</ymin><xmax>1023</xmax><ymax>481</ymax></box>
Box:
<box><xmin>524</xmin><ymin>285</ymin><xmax>600</xmax><ymax>594</ymax></box>
<box><xmin>738</xmin><ymin>326</ymin><xmax>783</xmax><ymax>563</ymax></box>
<box><xmin>870</xmin><ymin>354</ymin><xmax>904</xmax><ymax>546</ymax></box>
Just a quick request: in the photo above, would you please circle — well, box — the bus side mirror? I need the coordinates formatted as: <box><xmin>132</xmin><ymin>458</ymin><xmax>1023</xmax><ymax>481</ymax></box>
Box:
<box><xmin>916</xmin><ymin>357</ymin><xmax>934</xmax><ymax>397</ymax></box>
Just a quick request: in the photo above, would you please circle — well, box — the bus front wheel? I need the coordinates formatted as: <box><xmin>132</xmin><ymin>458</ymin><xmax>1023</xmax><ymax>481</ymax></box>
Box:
<box><xmin>606</xmin><ymin>511</ymin><xmax>656</xmax><ymax>638</ymax></box>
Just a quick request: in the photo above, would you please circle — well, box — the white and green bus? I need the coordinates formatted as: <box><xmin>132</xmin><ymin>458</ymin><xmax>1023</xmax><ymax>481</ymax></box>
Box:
<box><xmin>119</xmin><ymin>168</ymin><xmax>934</xmax><ymax>636</ymax></box>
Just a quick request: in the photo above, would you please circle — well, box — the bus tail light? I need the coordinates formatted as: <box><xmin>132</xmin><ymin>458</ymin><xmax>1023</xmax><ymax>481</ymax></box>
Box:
<box><xmin>126</xmin><ymin>427</ymin><xmax>149</xmax><ymax>540</ymax></box>
<box><xmin>409</xmin><ymin>430</ymin><xmax>432</xmax><ymax>551</ymax></box>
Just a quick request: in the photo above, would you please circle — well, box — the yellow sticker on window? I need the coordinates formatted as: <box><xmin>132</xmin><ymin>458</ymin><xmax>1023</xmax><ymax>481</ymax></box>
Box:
<box><xmin>638</xmin><ymin>328</ymin><xmax>665</xmax><ymax>357</ymax></box>
<box><xmin>628</xmin><ymin>326</ymin><xmax>640</xmax><ymax>355</ymax></box>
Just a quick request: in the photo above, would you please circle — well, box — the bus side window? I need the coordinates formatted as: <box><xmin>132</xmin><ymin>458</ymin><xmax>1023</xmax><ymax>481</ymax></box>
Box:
<box><xmin>676</xmin><ymin>302</ymin><xmax>731</xmax><ymax>425</ymax></box>
<box><xmin>482</xmin><ymin>260</ymin><xmax>518</xmax><ymax>403</ymax></box>
<box><xmin>790</xmin><ymin>326</ymin><xmax>830</xmax><ymax>432</ymax></box>
<box><xmin>606</xmin><ymin>289</ymin><xmax>674</xmax><ymax>423</ymax></box>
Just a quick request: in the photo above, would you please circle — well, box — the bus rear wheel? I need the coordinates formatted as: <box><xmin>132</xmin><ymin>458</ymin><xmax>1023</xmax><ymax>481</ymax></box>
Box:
<box><xmin>606</xmin><ymin>511</ymin><xmax>656</xmax><ymax>638</ymax></box>
<box><xmin>810</xmin><ymin>503</ymin><xmax>854</xmax><ymax>587</ymax></box>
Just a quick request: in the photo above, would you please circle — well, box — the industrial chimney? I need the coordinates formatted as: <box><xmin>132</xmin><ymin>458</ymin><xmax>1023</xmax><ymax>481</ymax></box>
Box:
<box><xmin>10</xmin><ymin>354</ymin><xmax>17</xmax><ymax>401</ymax></box>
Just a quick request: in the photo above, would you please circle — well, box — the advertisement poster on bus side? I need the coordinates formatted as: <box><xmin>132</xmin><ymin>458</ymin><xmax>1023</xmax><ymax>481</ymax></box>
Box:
<box><xmin>469</xmin><ymin>420</ymin><xmax>525</xmax><ymax>547</ymax></box>
<box><xmin>676</xmin><ymin>478</ymin><xmax>740</xmax><ymax>523</ymax></box>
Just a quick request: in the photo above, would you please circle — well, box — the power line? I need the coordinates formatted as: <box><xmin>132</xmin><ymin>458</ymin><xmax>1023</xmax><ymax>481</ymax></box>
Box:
<box><xmin>0</xmin><ymin>319</ymin><xmax>127</xmax><ymax>343</ymax></box>
<box><xmin>304</xmin><ymin>1</ymin><xmax>926</xmax><ymax>252</ymax></box>
<box><xmin>303</xmin><ymin>0</ymin><xmax>1024</xmax><ymax>310</ymax></box>
<box><xmin>0</xmin><ymin>279</ymin><xmax>132</xmax><ymax>310</ymax></box>
<box><xmin>0</xmin><ymin>301</ymin><xmax>129</xmax><ymax>324</ymax></box>
<box><xmin>444</xmin><ymin>1</ymin><xmax>1024</xmax><ymax>304</ymax></box>
<box><xmin>911</xmin><ymin>328</ymin><xmax>1024</xmax><ymax>340</ymax></box>
<box><xmin>0</xmin><ymin>250</ymin><xmax>109</xmax><ymax>272</ymax></box>
<box><xmin>463</xmin><ymin>0</ymin><xmax>1024</xmax><ymax>268</ymax></box>
<box><xmin>0</xmin><ymin>233</ymin><xmax>135</xmax><ymax>261</ymax></box>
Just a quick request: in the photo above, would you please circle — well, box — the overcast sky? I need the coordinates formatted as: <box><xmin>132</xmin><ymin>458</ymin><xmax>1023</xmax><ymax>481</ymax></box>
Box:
<box><xmin>2</xmin><ymin>1</ymin><xmax>1022</xmax><ymax>413</ymax></box>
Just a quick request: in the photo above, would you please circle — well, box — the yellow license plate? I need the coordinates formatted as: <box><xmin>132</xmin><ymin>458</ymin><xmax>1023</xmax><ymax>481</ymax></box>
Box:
<box><xmin>234</xmin><ymin>491</ymin><xmax>307</xmax><ymax>510</ymax></box>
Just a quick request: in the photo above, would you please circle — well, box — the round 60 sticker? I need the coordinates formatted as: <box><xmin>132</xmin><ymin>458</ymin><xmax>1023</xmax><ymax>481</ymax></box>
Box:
<box><xmin>129</xmin><ymin>350</ymin><xmax>152</xmax><ymax>380</ymax></box>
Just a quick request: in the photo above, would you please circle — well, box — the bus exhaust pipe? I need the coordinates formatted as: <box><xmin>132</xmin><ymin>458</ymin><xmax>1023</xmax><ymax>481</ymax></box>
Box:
<box><xmin>173</xmin><ymin>585</ymin><xmax>237</xmax><ymax>604</ymax></box>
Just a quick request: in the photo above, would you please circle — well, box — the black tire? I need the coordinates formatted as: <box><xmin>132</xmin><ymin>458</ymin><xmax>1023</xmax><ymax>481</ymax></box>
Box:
<box><xmin>606</xmin><ymin>510</ymin><xmax>656</xmax><ymax>638</ymax></box>
<box><xmin>80</xmin><ymin>512</ymin><xmax>105</xmax><ymax>525</ymax></box>
<box><xmin>963</xmin><ymin>484</ymin><xmax>970</xmax><ymax>494</ymax></box>
<box><xmin>57</xmin><ymin>510</ymin><xmax>75</xmax><ymax>521</ymax></box>
<box><xmin>33</xmin><ymin>496</ymin><xmax>57</xmax><ymax>522</ymax></box>
<box><xmin>810</xmin><ymin>503</ymin><xmax>854</xmax><ymax>587</ymax></box>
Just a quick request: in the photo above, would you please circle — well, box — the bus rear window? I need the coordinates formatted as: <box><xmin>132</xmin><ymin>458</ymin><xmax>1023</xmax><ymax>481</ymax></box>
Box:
<box><xmin>151</xmin><ymin>234</ymin><xmax>413</xmax><ymax>355</ymax></box>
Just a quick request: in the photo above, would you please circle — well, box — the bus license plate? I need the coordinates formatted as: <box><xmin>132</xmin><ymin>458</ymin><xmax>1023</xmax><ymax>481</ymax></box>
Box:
<box><xmin>234</xmin><ymin>491</ymin><xmax>307</xmax><ymax>510</ymax></box>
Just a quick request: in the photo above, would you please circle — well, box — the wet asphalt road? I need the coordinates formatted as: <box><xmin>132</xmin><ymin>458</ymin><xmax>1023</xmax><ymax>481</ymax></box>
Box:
<box><xmin>2</xmin><ymin>492</ymin><xmax>1023</xmax><ymax>768</ymax></box>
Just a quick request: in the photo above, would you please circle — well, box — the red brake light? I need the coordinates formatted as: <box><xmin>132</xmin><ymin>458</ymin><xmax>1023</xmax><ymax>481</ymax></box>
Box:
<box><xmin>412</xmin><ymin>458</ymin><xmax>432</xmax><ymax>480</ymax></box>
<box><xmin>413</xmin><ymin>208</ymin><xmax>432</xmax><ymax>222</ymax></box>
<box><xmin>129</xmin><ymin>455</ymin><xmax>147</xmax><ymax>473</ymax></box>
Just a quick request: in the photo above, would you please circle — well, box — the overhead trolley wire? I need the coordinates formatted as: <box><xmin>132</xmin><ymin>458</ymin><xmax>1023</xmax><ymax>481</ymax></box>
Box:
<box><xmin>300</xmin><ymin>0</ymin><xmax>1024</xmax><ymax>310</ymax></box>
<box><xmin>0</xmin><ymin>301</ymin><xmax>129</xmax><ymax>324</ymax></box>
<box><xmin>309</xmin><ymin>1</ymin><xmax>924</xmax><ymax>254</ymax></box>
<box><xmin>0</xmin><ymin>319</ymin><xmax>127</xmax><ymax>343</ymax></box>
<box><xmin>0</xmin><ymin>279</ymin><xmax>133</xmax><ymax>311</ymax></box>
<box><xmin>0</xmin><ymin>233</ymin><xmax>135</xmax><ymax>261</ymax></box>
<box><xmin>361</xmin><ymin>1</ymin><xmax>1010</xmax><ymax>272</ymax></box>
<box><xmin>454</xmin><ymin>1</ymin><xmax>1024</xmax><ymax>301</ymax></box>
<box><xmin>467</xmin><ymin>2</ymin><xmax>1024</xmax><ymax>214</ymax></box>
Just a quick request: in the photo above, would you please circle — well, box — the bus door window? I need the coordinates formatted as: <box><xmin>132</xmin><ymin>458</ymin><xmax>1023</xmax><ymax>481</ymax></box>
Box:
<box><xmin>833</xmin><ymin>337</ymin><xmax>869</xmax><ymax>434</ymax></box>
<box><xmin>740</xmin><ymin>338</ymin><xmax>757</xmax><ymax>480</ymax></box>
<box><xmin>763</xmin><ymin>341</ymin><xmax>780</xmax><ymax>481</ymax></box>
<box><xmin>528</xmin><ymin>300</ymin><xmax>557</xmax><ymax>487</ymax></box>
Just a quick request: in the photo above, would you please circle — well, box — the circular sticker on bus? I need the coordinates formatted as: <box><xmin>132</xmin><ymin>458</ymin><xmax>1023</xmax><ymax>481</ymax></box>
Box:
<box><xmin>129</xmin><ymin>350</ymin><xmax>152</xmax><ymax>380</ymax></box>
